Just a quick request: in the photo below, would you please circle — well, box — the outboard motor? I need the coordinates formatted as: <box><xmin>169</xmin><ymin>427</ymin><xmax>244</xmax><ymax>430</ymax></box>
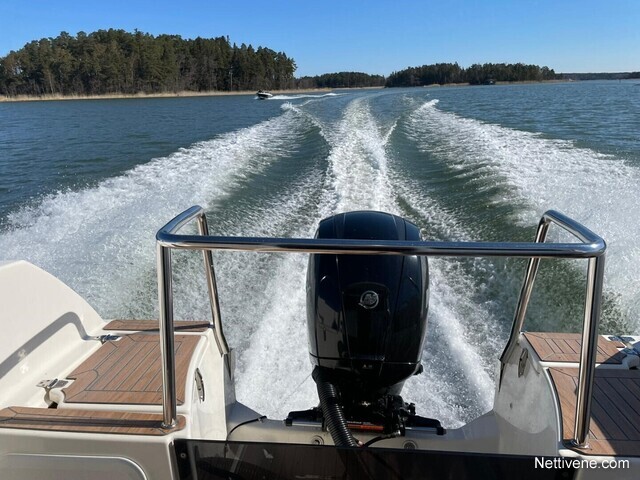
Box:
<box><xmin>296</xmin><ymin>211</ymin><xmax>442</xmax><ymax>446</ymax></box>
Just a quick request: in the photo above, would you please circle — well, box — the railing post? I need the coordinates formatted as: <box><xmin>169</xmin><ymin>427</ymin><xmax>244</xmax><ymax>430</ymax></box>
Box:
<box><xmin>196</xmin><ymin>213</ymin><xmax>230</xmax><ymax>356</ymax></box>
<box><xmin>573</xmin><ymin>254</ymin><xmax>606</xmax><ymax>447</ymax></box>
<box><xmin>157</xmin><ymin>243</ymin><xmax>177</xmax><ymax>428</ymax></box>
<box><xmin>499</xmin><ymin>218</ymin><xmax>551</xmax><ymax>376</ymax></box>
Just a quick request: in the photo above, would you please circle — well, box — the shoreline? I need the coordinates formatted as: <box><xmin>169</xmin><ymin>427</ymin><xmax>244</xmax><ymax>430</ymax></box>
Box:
<box><xmin>0</xmin><ymin>87</ymin><xmax>339</xmax><ymax>103</ymax></box>
<box><xmin>0</xmin><ymin>81</ymin><xmax>573</xmax><ymax>103</ymax></box>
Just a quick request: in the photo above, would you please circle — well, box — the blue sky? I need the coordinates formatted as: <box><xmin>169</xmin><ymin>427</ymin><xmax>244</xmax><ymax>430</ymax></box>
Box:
<box><xmin>0</xmin><ymin>0</ymin><xmax>638</xmax><ymax>76</ymax></box>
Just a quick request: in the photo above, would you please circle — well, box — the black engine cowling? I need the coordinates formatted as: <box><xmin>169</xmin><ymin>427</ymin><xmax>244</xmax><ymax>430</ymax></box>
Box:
<box><xmin>306</xmin><ymin>211</ymin><xmax>429</xmax><ymax>409</ymax></box>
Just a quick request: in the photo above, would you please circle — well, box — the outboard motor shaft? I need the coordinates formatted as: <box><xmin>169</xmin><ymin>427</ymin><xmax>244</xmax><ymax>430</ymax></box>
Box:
<box><xmin>304</xmin><ymin>211</ymin><xmax>437</xmax><ymax>444</ymax></box>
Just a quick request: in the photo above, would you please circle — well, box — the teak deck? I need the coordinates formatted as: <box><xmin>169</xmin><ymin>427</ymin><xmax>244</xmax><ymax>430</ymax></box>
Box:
<box><xmin>0</xmin><ymin>325</ymin><xmax>202</xmax><ymax>435</ymax></box>
<box><xmin>0</xmin><ymin>406</ymin><xmax>184</xmax><ymax>435</ymax></box>
<box><xmin>524</xmin><ymin>332</ymin><xmax>625</xmax><ymax>364</ymax></box>
<box><xmin>63</xmin><ymin>333</ymin><xmax>200</xmax><ymax>405</ymax></box>
<box><xmin>526</xmin><ymin>332</ymin><xmax>639</xmax><ymax>456</ymax></box>
<box><xmin>549</xmin><ymin>367</ymin><xmax>640</xmax><ymax>457</ymax></box>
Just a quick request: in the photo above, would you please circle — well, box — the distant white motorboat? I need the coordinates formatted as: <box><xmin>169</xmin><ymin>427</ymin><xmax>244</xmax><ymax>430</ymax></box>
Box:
<box><xmin>256</xmin><ymin>90</ymin><xmax>273</xmax><ymax>99</ymax></box>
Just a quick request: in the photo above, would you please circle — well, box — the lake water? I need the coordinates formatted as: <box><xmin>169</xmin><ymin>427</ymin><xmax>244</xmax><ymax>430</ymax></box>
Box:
<box><xmin>1</xmin><ymin>81</ymin><xmax>639</xmax><ymax>427</ymax></box>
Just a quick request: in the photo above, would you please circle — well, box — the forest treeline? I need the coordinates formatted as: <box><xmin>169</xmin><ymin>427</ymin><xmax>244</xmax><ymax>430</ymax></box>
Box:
<box><xmin>559</xmin><ymin>72</ymin><xmax>640</xmax><ymax>80</ymax></box>
<box><xmin>0</xmin><ymin>29</ymin><xmax>297</xmax><ymax>96</ymax></box>
<box><xmin>385</xmin><ymin>62</ymin><xmax>557</xmax><ymax>87</ymax></box>
<box><xmin>3</xmin><ymin>29</ymin><xmax>632</xmax><ymax>98</ymax></box>
<box><xmin>297</xmin><ymin>72</ymin><xmax>385</xmax><ymax>89</ymax></box>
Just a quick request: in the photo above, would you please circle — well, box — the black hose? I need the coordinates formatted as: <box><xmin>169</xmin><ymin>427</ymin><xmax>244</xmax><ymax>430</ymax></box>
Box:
<box><xmin>363</xmin><ymin>433</ymin><xmax>397</xmax><ymax>447</ymax></box>
<box><xmin>312</xmin><ymin>367</ymin><xmax>359</xmax><ymax>448</ymax></box>
<box><xmin>225</xmin><ymin>415</ymin><xmax>267</xmax><ymax>441</ymax></box>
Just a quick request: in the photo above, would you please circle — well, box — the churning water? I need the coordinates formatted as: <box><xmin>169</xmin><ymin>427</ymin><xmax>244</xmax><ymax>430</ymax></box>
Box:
<box><xmin>1</xmin><ymin>82</ymin><xmax>639</xmax><ymax>427</ymax></box>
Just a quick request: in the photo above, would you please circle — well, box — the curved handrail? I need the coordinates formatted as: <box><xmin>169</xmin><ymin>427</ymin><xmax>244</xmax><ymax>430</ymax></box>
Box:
<box><xmin>156</xmin><ymin>206</ymin><xmax>605</xmax><ymax>446</ymax></box>
<box><xmin>497</xmin><ymin>210</ymin><xmax>606</xmax><ymax>448</ymax></box>
<box><xmin>499</xmin><ymin>209</ymin><xmax>606</xmax><ymax>372</ymax></box>
<box><xmin>155</xmin><ymin>205</ymin><xmax>229</xmax><ymax>427</ymax></box>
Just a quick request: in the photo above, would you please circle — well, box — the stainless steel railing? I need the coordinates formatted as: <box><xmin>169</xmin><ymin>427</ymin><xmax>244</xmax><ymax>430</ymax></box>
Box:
<box><xmin>497</xmin><ymin>211</ymin><xmax>606</xmax><ymax>447</ymax></box>
<box><xmin>156</xmin><ymin>206</ymin><xmax>605</xmax><ymax>447</ymax></box>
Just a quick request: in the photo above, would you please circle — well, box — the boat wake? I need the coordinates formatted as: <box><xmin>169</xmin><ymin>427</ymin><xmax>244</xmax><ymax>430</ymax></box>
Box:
<box><xmin>406</xmin><ymin>100</ymin><xmax>640</xmax><ymax>331</ymax></box>
<box><xmin>268</xmin><ymin>92</ymin><xmax>343</xmax><ymax>101</ymax></box>
<box><xmin>230</xmin><ymin>96</ymin><xmax>503</xmax><ymax>426</ymax></box>
<box><xmin>1</xmin><ymin>91</ymin><xmax>635</xmax><ymax>430</ymax></box>
<box><xmin>0</xmin><ymin>108</ymin><xmax>309</xmax><ymax>317</ymax></box>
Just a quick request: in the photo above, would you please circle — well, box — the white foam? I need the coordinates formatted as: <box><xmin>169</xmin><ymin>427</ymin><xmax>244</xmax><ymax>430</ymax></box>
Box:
<box><xmin>231</xmin><ymin>97</ymin><xmax>407</xmax><ymax>414</ymax></box>
<box><xmin>0</xmin><ymin>108</ymin><xmax>309</xmax><ymax>316</ymax></box>
<box><xmin>230</xmin><ymin>98</ymin><xmax>402</xmax><ymax>415</ymax></box>
<box><xmin>388</xmin><ymin>176</ymin><xmax>507</xmax><ymax>425</ymax></box>
<box><xmin>309</xmin><ymin>97</ymin><xmax>500</xmax><ymax>423</ymax></box>
<box><xmin>407</xmin><ymin>100</ymin><xmax>640</xmax><ymax>327</ymax></box>
<box><xmin>215</xmin><ymin>96</ymin><xmax>503</xmax><ymax>424</ymax></box>
<box><xmin>268</xmin><ymin>92</ymin><xmax>343</xmax><ymax>101</ymax></box>
<box><xmin>318</xmin><ymin>97</ymin><xmax>398</xmax><ymax>214</ymax></box>
<box><xmin>404</xmin><ymin>259</ymin><xmax>496</xmax><ymax>426</ymax></box>
<box><xmin>233</xmin><ymin>252</ymin><xmax>317</xmax><ymax>414</ymax></box>
<box><xmin>204</xmin><ymin>177</ymin><xmax>327</xmax><ymax>413</ymax></box>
